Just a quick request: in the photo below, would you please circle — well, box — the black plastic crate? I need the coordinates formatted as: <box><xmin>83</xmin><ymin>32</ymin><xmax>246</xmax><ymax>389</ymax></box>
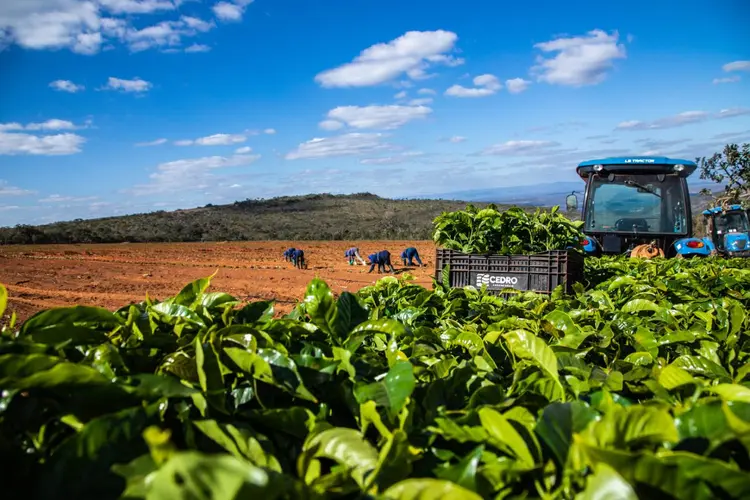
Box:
<box><xmin>435</xmin><ymin>249</ymin><xmax>584</xmax><ymax>294</ymax></box>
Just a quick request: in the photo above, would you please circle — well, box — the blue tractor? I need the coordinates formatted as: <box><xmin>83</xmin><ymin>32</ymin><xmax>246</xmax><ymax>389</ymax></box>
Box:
<box><xmin>700</xmin><ymin>204</ymin><xmax>750</xmax><ymax>257</ymax></box>
<box><xmin>565</xmin><ymin>156</ymin><xmax>711</xmax><ymax>258</ymax></box>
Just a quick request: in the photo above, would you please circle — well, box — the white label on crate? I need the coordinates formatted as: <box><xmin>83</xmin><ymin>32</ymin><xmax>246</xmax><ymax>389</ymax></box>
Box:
<box><xmin>471</xmin><ymin>272</ymin><xmax>530</xmax><ymax>290</ymax></box>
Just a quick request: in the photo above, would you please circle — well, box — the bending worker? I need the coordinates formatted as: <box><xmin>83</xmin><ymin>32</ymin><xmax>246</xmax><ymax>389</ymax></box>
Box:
<box><xmin>345</xmin><ymin>246</ymin><xmax>367</xmax><ymax>265</ymax></box>
<box><xmin>283</xmin><ymin>247</ymin><xmax>296</xmax><ymax>262</ymax></box>
<box><xmin>292</xmin><ymin>248</ymin><xmax>305</xmax><ymax>269</ymax></box>
<box><xmin>400</xmin><ymin>247</ymin><xmax>423</xmax><ymax>266</ymax></box>
<box><xmin>367</xmin><ymin>250</ymin><xmax>395</xmax><ymax>274</ymax></box>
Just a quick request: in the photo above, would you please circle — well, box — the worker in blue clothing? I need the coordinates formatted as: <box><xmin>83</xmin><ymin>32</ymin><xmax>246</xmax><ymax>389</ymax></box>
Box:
<box><xmin>367</xmin><ymin>250</ymin><xmax>395</xmax><ymax>274</ymax></box>
<box><xmin>400</xmin><ymin>247</ymin><xmax>424</xmax><ymax>266</ymax></box>
<box><xmin>292</xmin><ymin>248</ymin><xmax>306</xmax><ymax>269</ymax></box>
<box><xmin>283</xmin><ymin>247</ymin><xmax>296</xmax><ymax>262</ymax></box>
<box><xmin>344</xmin><ymin>246</ymin><xmax>367</xmax><ymax>265</ymax></box>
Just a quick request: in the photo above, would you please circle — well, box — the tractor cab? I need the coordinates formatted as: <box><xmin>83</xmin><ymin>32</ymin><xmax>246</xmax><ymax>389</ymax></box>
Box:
<box><xmin>567</xmin><ymin>156</ymin><xmax>710</xmax><ymax>257</ymax></box>
<box><xmin>702</xmin><ymin>205</ymin><xmax>750</xmax><ymax>257</ymax></box>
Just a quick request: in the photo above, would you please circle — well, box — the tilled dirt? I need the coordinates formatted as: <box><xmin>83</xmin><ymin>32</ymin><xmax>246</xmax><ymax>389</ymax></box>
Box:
<box><xmin>0</xmin><ymin>241</ymin><xmax>436</xmax><ymax>322</ymax></box>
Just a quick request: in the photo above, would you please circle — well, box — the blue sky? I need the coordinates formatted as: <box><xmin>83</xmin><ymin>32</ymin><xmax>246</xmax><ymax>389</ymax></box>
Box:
<box><xmin>1</xmin><ymin>0</ymin><xmax>749</xmax><ymax>226</ymax></box>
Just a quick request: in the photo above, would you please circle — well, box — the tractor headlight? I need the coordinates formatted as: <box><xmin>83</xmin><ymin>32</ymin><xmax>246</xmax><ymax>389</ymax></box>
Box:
<box><xmin>593</xmin><ymin>164</ymin><xmax>604</xmax><ymax>172</ymax></box>
<box><xmin>674</xmin><ymin>164</ymin><xmax>685</xmax><ymax>172</ymax></box>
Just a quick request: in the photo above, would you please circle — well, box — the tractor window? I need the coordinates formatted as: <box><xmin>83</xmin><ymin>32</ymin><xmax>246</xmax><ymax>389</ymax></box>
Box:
<box><xmin>717</xmin><ymin>212</ymin><xmax>750</xmax><ymax>233</ymax></box>
<box><xmin>584</xmin><ymin>174</ymin><xmax>688</xmax><ymax>234</ymax></box>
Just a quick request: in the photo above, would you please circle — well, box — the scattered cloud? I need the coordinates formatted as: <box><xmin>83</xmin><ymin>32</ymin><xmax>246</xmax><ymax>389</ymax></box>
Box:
<box><xmin>319</xmin><ymin>120</ymin><xmax>345</xmax><ymax>131</ymax></box>
<box><xmin>445</xmin><ymin>74</ymin><xmax>501</xmax><ymax>97</ymax></box>
<box><xmin>102</xmin><ymin>77</ymin><xmax>152</xmax><ymax>93</ymax></box>
<box><xmin>418</xmin><ymin>88</ymin><xmax>436</xmax><ymax>95</ymax></box>
<box><xmin>531</xmin><ymin>30</ymin><xmax>626</xmax><ymax>86</ymax></box>
<box><xmin>0</xmin><ymin>2</ymin><xmax>225</xmax><ymax>54</ymax></box>
<box><xmin>712</xmin><ymin>130</ymin><xmax>750</xmax><ymax>140</ymax></box>
<box><xmin>615</xmin><ymin>108</ymin><xmax>750</xmax><ymax>131</ymax></box>
<box><xmin>38</xmin><ymin>194</ymin><xmax>99</xmax><ymax>203</ymax></box>
<box><xmin>264</xmin><ymin>128</ymin><xmax>276</xmax><ymax>135</ymax></box>
<box><xmin>184</xmin><ymin>43</ymin><xmax>211</xmax><ymax>53</ymax></box>
<box><xmin>408</xmin><ymin>98</ymin><xmax>433</xmax><ymax>106</ymax></box>
<box><xmin>0</xmin><ymin>132</ymin><xmax>85</xmax><ymax>156</ymax></box>
<box><xmin>505</xmin><ymin>77</ymin><xmax>531</xmax><ymax>94</ymax></box>
<box><xmin>49</xmin><ymin>79</ymin><xmax>85</xmax><ymax>93</ymax></box>
<box><xmin>135</xmin><ymin>138</ymin><xmax>168</xmax><ymax>147</ymax></box>
<box><xmin>394</xmin><ymin>91</ymin><xmax>408</xmax><ymax>99</ymax></box>
<box><xmin>448</xmin><ymin>136</ymin><xmax>467</xmax><ymax>143</ymax></box>
<box><xmin>315</xmin><ymin>30</ymin><xmax>463</xmax><ymax>88</ymax></box>
<box><xmin>360</xmin><ymin>151</ymin><xmax>424</xmax><ymax>165</ymax></box>
<box><xmin>213</xmin><ymin>0</ymin><xmax>254</xmax><ymax>22</ymax></box>
<box><xmin>479</xmin><ymin>140</ymin><xmax>561</xmax><ymax>156</ymax></box>
<box><xmin>131</xmin><ymin>151</ymin><xmax>261</xmax><ymax>195</ymax></box>
<box><xmin>1</xmin><ymin>119</ymin><xmax>80</xmax><ymax>131</ymax></box>
<box><xmin>722</xmin><ymin>60</ymin><xmax>750</xmax><ymax>72</ymax></box>
<box><xmin>286</xmin><ymin>133</ymin><xmax>394</xmax><ymax>160</ymax></box>
<box><xmin>235</xmin><ymin>146</ymin><xmax>253</xmax><ymax>154</ymax></box>
<box><xmin>0</xmin><ymin>180</ymin><xmax>35</xmax><ymax>196</ymax></box>
<box><xmin>713</xmin><ymin>76</ymin><xmax>741</xmax><ymax>84</ymax></box>
<box><xmin>175</xmin><ymin>133</ymin><xmax>247</xmax><ymax>146</ymax></box>
<box><xmin>324</xmin><ymin>105</ymin><xmax>432</xmax><ymax>130</ymax></box>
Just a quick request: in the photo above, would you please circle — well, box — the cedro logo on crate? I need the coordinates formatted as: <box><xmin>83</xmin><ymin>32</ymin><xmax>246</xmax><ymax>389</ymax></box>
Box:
<box><xmin>471</xmin><ymin>272</ymin><xmax>529</xmax><ymax>290</ymax></box>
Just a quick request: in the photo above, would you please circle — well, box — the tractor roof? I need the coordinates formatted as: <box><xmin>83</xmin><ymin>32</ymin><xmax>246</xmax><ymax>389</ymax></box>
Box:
<box><xmin>703</xmin><ymin>204</ymin><xmax>745</xmax><ymax>215</ymax></box>
<box><xmin>576</xmin><ymin>156</ymin><xmax>697</xmax><ymax>179</ymax></box>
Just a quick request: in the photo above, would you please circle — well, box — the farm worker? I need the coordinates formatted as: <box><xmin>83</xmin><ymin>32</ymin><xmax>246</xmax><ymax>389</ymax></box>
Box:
<box><xmin>367</xmin><ymin>250</ymin><xmax>395</xmax><ymax>274</ymax></box>
<box><xmin>283</xmin><ymin>247</ymin><xmax>296</xmax><ymax>262</ymax></box>
<box><xmin>292</xmin><ymin>249</ymin><xmax>305</xmax><ymax>269</ymax></box>
<box><xmin>400</xmin><ymin>247</ymin><xmax>423</xmax><ymax>266</ymax></box>
<box><xmin>345</xmin><ymin>246</ymin><xmax>367</xmax><ymax>265</ymax></box>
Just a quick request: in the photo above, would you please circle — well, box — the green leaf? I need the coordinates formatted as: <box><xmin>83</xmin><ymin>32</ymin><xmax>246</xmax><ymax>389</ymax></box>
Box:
<box><xmin>478</xmin><ymin>407</ymin><xmax>535</xmax><ymax>468</ymax></box>
<box><xmin>167</xmin><ymin>274</ymin><xmax>215</xmax><ymax>307</ymax></box>
<box><xmin>235</xmin><ymin>301</ymin><xmax>275</xmax><ymax>324</ymax></box>
<box><xmin>581</xmin><ymin>405</ymin><xmax>678</xmax><ymax>450</ymax></box>
<box><xmin>434</xmin><ymin>445</ymin><xmax>484</xmax><ymax>492</ymax></box>
<box><xmin>354</xmin><ymin>361</ymin><xmax>416</xmax><ymax>420</ymax></box>
<box><xmin>503</xmin><ymin>329</ymin><xmax>564</xmax><ymax>401</ymax></box>
<box><xmin>0</xmin><ymin>283</ymin><xmax>7</xmax><ymax>319</ymax></box>
<box><xmin>382</xmin><ymin>478</ymin><xmax>483</xmax><ymax>499</ymax></box>
<box><xmin>576</xmin><ymin>463</ymin><xmax>637</xmax><ymax>500</ymax></box>
<box><xmin>192</xmin><ymin>420</ymin><xmax>281</xmax><ymax>470</ymax></box>
<box><xmin>301</xmin><ymin>427</ymin><xmax>379</xmax><ymax>489</ymax></box>
<box><xmin>20</xmin><ymin>305</ymin><xmax>125</xmax><ymax>337</ymax></box>
<box><xmin>535</xmin><ymin>401</ymin><xmax>598</xmax><ymax>472</ymax></box>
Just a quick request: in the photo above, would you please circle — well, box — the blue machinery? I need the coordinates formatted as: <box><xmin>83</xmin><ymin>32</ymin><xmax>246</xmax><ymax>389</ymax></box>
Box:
<box><xmin>566</xmin><ymin>156</ymin><xmax>711</xmax><ymax>258</ymax></box>
<box><xmin>700</xmin><ymin>205</ymin><xmax>750</xmax><ymax>257</ymax></box>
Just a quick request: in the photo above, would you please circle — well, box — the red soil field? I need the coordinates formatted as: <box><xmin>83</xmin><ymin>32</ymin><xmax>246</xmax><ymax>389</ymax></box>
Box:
<box><xmin>0</xmin><ymin>241</ymin><xmax>436</xmax><ymax>323</ymax></box>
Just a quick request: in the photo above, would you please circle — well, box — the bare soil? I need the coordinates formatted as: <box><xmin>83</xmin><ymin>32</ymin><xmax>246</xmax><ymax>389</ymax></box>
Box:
<box><xmin>0</xmin><ymin>241</ymin><xmax>436</xmax><ymax>322</ymax></box>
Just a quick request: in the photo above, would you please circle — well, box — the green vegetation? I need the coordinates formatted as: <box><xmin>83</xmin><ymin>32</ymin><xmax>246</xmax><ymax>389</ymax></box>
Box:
<box><xmin>0</xmin><ymin>194</ymin><xmax>510</xmax><ymax>244</ymax></box>
<box><xmin>433</xmin><ymin>205</ymin><xmax>584</xmax><ymax>254</ymax></box>
<box><xmin>2</xmin><ymin>256</ymin><xmax>750</xmax><ymax>499</ymax></box>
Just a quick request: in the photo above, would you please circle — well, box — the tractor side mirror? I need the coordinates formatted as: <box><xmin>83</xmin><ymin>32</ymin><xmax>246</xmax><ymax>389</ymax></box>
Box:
<box><xmin>566</xmin><ymin>193</ymin><xmax>578</xmax><ymax>211</ymax></box>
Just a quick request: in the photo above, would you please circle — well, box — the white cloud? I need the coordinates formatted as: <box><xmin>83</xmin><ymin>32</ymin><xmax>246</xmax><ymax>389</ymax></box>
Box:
<box><xmin>131</xmin><ymin>152</ymin><xmax>261</xmax><ymax>195</ymax></box>
<box><xmin>325</xmin><ymin>105</ymin><xmax>432</xmax><ymax>130</ymax></box>
<box><xmin>49</xmin><ymin>79</ymin><xmax>85</xmax><ymax>93</ymax></box>
<box><xmin>0</xmin><ymin>132</ymin><xmax>85</xmax><ymax>156</ymax></box>
<box><xmin>479</xmin><ymin>140</ymin><xmax>560</xmax><ymax>156</ymax></box>
<box><xmin>0</xmin><ymin>1</ymin><xmax>218</xmax><ymax>54</ymax></box>
<box><xmin>447</xmin><ymin>136</ymin><xmax>466</xmax><ymax>143</ymax></box>
<box><xmin>213</xmin><ymin>0</ymin><xmax>254</xmax><ymax>22</ymax></box>
<box><xmin>713</xmin><ymin>76</ymin><xmax>741</xmax><ymax>84</ymax></box>
<box><xmin>184</xmin><ymin>43</ymin><xmax>211</xmax><ymax>53</ymax></box>
<box><xmin>235</xmin><ymin>146</ymin><xmax>252</xmax><ymax>154</ymax></box>
<box><xmin>531</xmin><ymin>30</ymin><xmax>626</xmax><ymax>86</ymax></box>
<box><xmin>38</xmin><ymin>194</ymin><xmax>98</xmax><ymax>203</ymax></box>
<box><xmin>264</xmin><ymin>128</ymin><xmax>276</xmax><ymax>135</ymax></box>
<box><xmin>195</xmin><ymin>133</ymin><xmax>246</xmax><ymax>146</ymax></box>
<box><xmin>418</xmin><ymin>88</ymin><xmax>436</xmax><ymax>95</ymax></box>
<box><xmin>103</xmin><ymin>76</ymin><xmax>152</xmax><ymax>93</ymax></box>
<box><xmin>445</xmin><ymin>74</ymin><xmax>501</xmax><ymax>97</ymax></box>
<box><xmin>722</xmin><ymin>60</ymin><xmax>750</xmax><ymax>72</ymax></box>
<box><xmin>135</xmin><ymin>138</ymin><xmax>167</xmax><ymax>147</ymax></box>
<box><xmin>1</xmin><ymin>119</ymin><xmax>79</xmax><ymax>131</ymax></box>
<box><xmin>315</xmin><ymin>30</ymin><xmax>463</xmax><ymax>88</ymax></box>
<box><xmin>360</xmin><ymin>151</ymin><xmax>424</xmax><ymax>165</ymax></box>
<box><xmin>394</xmin><ymin>90</ymin><xmax>408</xmax><ymax>99</ymax></box>
<box><xmin>505</xmin><ymin>77</ymin><xmax>531</xmax><ymax>94</ymax></box>
<box><xmin>408</xmin><ymin>98</ymin><xmax>433</xmax><ymax>106</ymax></box>
<box><xmin>286</xmin><ymin>133</ymin><xmax>393</xmax><ymax>160</ymax></box>
<box><xmin>319</xmin><ymin>120</ymin><xmax>344</xmax><ymax>131</ymax></box>
<box><xmin>0</xmin><ymin>180</ymin><xmax>35</xmax><ymax>196</ymax></box>
<box><xmin>615</xmin><ymin>108</ymin><xmax>750</xmax><ymax>131</ymax></box>
<box><xmin>174</xmin><ymin>139</ymin><xmax>194</xmax><ymax>146</ymax></box>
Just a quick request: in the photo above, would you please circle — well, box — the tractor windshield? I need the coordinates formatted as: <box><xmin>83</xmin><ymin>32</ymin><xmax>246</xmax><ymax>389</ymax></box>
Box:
<box><xmin>716</xmin><ymin>211</ymin><xmax>750</xmax><ymax>234</ymax></box>
<box><xmin>584</xmin><ymin>173</ymin><xmax>688</xmax><ymax>234</ymax></box>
